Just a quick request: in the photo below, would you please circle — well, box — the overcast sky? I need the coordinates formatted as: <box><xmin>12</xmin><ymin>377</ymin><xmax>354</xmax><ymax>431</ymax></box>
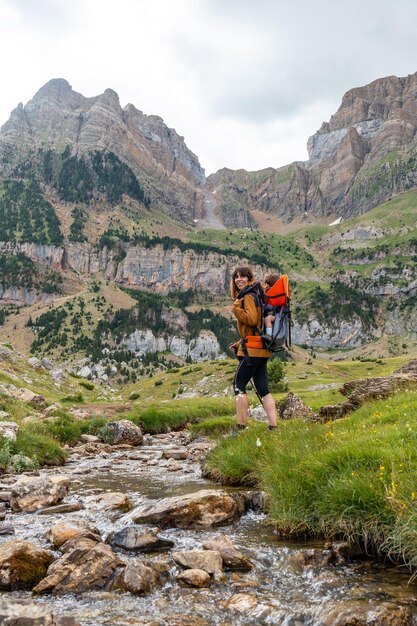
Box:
<box><xmin>1</xmin><ymin>0</ymin><xmax>417</xmax><ymax>174</ymax></box>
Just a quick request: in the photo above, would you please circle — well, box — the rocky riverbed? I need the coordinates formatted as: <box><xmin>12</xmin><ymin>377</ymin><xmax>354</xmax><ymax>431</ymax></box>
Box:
<box><xmin>1</xmin><ymin>428</ymin><xmax>417</xmax><ymax>625</ymax></box>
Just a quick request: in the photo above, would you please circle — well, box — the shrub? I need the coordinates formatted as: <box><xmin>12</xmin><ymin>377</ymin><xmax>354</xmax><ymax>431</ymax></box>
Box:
<box><xmin>267</xmin><ymin>358</ymin><xmax>288</xmax><ymax>392</ymax></box>
<box><xmin>79</xmin><ymin>380</ymin><xmax>95</xmax><ymax>391</ymax></box>
<box><xmin>61</xmin><ymin>393</ymin><xmax>84</xmax><ymax>404</ymax></box>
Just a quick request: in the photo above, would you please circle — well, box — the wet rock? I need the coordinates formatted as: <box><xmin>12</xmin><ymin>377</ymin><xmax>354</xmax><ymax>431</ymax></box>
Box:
<box><xmin>127</xmin><ymin>489</ymin><xmax>246</xmax><ymax>529</ymax></box>
<box><xmin>11</xmin><ymin>475</ymin><xmax>70</xmax><ymax>513</ymax></box>
<box><xmin>111</xmin><ymin>560</ymin><xmax>160</xmax><ymax>595</ymax></box>
<box><xmin>48</xmin><ymin>522</ymin><xmax>102</xmax><ymax>549</ymax></box>
<box><xmin>324</xmin><ymin>540</ymin><xmax>363</xmax><ymax>563</ymax></box>
<box><xmin>277</xmin><ymin>392</ymin><xmax>316</xmax><ymax>420</ymax></box>
<box><xmin>85</xmin><ymin>491</ymin><xmax>133</xmax><ymax>512</ymax></box>
<box><xmin>33</xmin><ymin>536</ymin><xmax>123</xmax><ymax>595</ymax></box>
<box><xmin>109</xmin><ymin>526</ymin><xmax>174</xmax><ymax>552</ymax></box>
<box><xmin>37</xmin><ymin>502</ymin><xmax>83</xmax><ymax>515</ymax></box>
<box><xmin>166</xmin><ymin>459</ymin><xmax>182</xmax><ymax>471</ymax></box>
<box><xmin>0</xmin><ymin>421</ymin><xmax>18</xmax><ymax>441</ymax></box>
<box><xmin>0</xmin><ymin>598</ymin><xmax>54</xmax><ymax>625</ymax></box>
<box><xmin>318</xmin><ymin>601</ymin><xmax>413</xmax><ymax>626</ymax></box>
<box><xmin>168</xmin><ymin>616</ymin><xmax>211</xmax><ymax>626</ymax></box>
<box><xmin>105</xmin><ymin>420</ymin><xmax>143</xmax><ymax>446</ymax></box>
<box><xmin>0</xmin><ymin>524</ymin><xmax>15</xmax><ymax>536</ymax></box>
<box><xmin>289</xmin><ymin>548</ymin><xmax>335</xmax><ymax>570</ymax></box>
<box><xmin>224</xmin><ymin>592</ymin><xmax>259</xmax><ymax>612</ymax></box>
<box><xmin>173</xmin><ymin>550</ymin><xmax>223</xmax><ymax>575</ymax></box>
<box><xmin>203</xmin><ymin>535</ymin><xmax>253</xmax><ymax>571</ymax></box>
<box><xmin>176</xmin><ymin>568</ymin><xmax>211</xmax><ymax>588</ymax></box>
<box><xmin>162</xmin><ymin>447</ymin><xmax>189</xmax><ymax>460</ymax></box>
<box><xmin>0</xmin><ymin>539</ymin><xmax>54</xmax><ymax>590</ymax></box>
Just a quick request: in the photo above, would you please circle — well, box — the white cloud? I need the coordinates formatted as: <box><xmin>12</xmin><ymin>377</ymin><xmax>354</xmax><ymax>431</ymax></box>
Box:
<box><xmin>1</xmin><ymin>0</ymin><xmax>417</xmax><ymax>174</ymax></box>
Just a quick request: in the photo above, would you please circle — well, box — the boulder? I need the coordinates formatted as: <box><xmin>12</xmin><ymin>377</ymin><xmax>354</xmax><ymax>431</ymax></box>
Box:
<box><xmin>85</xmin><ymin>491</ymin><xmax>133</xmax><ymax>512</ymax></box>
<box><xmin>127</xmin><ymin>489</ymin><xmax>246</xmax><ymax>528</ymax></box>
<box><xmin>203</xmin><ymin>535</ymin><xmax>253</xmax><ymax>571</ymax></box>
<box><xmin>0</xmin><ymin>539</ymin><xmax>54</xmax><ymax>590</ymax></box>
<box><xmin>48</xmin><ymin>522</ymin><xmax>101</xmax><ymax>549</ymax></box>
<box><xmin>105</xmin><ymin>420</ymin><xmax>143</xmax><ymax>446</ymax></box>
<box><xmin>11</xmin><ymin>476</ymin><xmax>70</xmax><ymax>513</ymax></box>
<box><xmin>172</xmin><ymin>550</ymin><xmax>223</xmax><ymax>575</ymax></box>
<box><xmin>110</xmin><ymin>526</ymin><xmax>174</xmax><ymax>552</ymax></box>
<box><xmin>33</xmin><ymin>536</ymin><xmax>122</xmax><ymax>595</ymax></box>
<box><xmin>278</xmin><ymin>393</ymin><xmax>315</xmax><ymax>420</ymax></box>
<box><xmin>176</xmin><ymin>568</ymin><xmax>211</xmax><ymax>588</ymax></box>
<box><xmin>37</xmin><ymin>503</ymin><xmax>83</xmax><ymax>515</ymax></box>
<box><xmin>0</xmin><ymin>421</ymin><xmax>18</xmax><ymax>441</ymax></box>
<box><xmin>111</xmin><ymin>561</ymin><xmax>160</xmax><ymax>595</ymax></box>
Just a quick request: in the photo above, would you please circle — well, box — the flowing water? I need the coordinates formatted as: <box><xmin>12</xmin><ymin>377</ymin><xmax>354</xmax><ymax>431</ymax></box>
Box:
<box><xmin>1</xmin><ymin>434</ymin><xmax>417</xmax><ymax>625</ymax></box>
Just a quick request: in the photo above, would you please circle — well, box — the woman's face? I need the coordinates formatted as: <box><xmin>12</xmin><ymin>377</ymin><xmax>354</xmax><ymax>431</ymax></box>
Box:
<box><xmin>234</xmin><ymin>272</ymin><xmax>250</xmax><ymax>291</ymax></box>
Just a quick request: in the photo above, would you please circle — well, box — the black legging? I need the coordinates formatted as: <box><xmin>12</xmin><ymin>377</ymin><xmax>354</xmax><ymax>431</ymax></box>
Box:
<box><xmin>233</xmin><ymin>357</ymin><xmax>270</xmax><ymax>398</ymax></box>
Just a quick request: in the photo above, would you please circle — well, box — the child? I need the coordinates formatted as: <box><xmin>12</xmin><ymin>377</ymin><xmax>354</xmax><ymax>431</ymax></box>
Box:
<box><xmin>263</xmin><ymin>273</ymin><xmax>281</xmax><ymax>336</ymax></box>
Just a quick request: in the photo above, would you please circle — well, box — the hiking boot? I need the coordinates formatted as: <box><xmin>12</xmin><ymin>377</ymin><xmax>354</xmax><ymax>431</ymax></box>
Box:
<box><xmin>230</xmin><ymin>424</ymin><xmax>248</xmax><ymax>437</ymax></box>
<box><xmin>268</xmin><ymin>425</ymin><xmax>277</xmax><ymax>432</ymax></box>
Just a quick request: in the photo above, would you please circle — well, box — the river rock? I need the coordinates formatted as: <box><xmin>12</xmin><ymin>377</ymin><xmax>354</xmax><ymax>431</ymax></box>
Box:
<box><xmin>127</xmin><ymin>489</ymin><xmax>246</xmax><ymax>528</ymax></box>
<box><xmin>0</xmin><ymin>598</ymin><xmax>80</xmax><ymax>625</ymax></box>
<box><xmin>203</xmin><ymin>535</ymin><xmax>253</xmax><ymax>570</ymax></box>
<box><xmin>0</xmin><ymin>421</ymin><xmax>18</xmax><ymax>441</ymax></box>
<box><xmin>85</xmin><ymin>491</ymin><xmax>133</xmax><ymax>511</ymax></box>
<box><xmin>0</xmin><ymin>539</ymin><xmax>54</xmax><ymax>590</ymax></box>
<box><xmin>33</xmin><ymin>536</ymin><xmax>123</xmax><ymax>594</ymax></box>
<box><xmin>48</xmin><ymin>521</ymin><xmax>102</xmax><ymax>549</ymax></box>
<box><xmin>173</xmin><ymin>550</ymin><xmax>223</xmax><ymax>575</ymax></box>
<box><xmin>11</xmin><ymin>476</ymin><xmax>70</xmax><ymax>512</ymax></box>
<box><xmin>176</xmin><ymin>568</ymin><xmax>211</xmax><ymax>588</ymax></box>
<box><xmin>224</xmin><ymin>592</ymin><xmax>259</xmax><ymax>612</ymax></box>
<box><xmin>105</xmin><ymin>420</ymin><xmax>143</xmax><ymax>446</ymax></box>
<box><xmin>162</xmin><ymin>447</ymin><xmax>189</xmax><ymax>460</ymax></box>
<box><xmin>168</xmin><ymin>616</ymin><xmax>211</xmax><ymax>626</ymax></box>
<box><xmin>289</xmin><ymin>548</ymin><xmax>335</xmax><ymax>570</ymax></box>
<box><xmin>110</xmin><ymin>526</ymin><xmax>174</xmax><ymax>551</ymax></box>
<box><xmin>111</xmin><ymin>560</ymin><xmax>160</xmax><ymax>595</ymax></box>
<box><xmin>318</xmin><ymin>601</ymin><xmax>413</xmax><ymax>626</ymax></box>
<box><xmin>37</xmin><ymin>502</ymin><xmax>83</xmax><ymax>515</ymax></box>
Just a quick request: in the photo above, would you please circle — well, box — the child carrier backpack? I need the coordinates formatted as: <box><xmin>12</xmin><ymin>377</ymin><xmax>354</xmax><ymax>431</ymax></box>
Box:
<box><xmin>237</xmin><ymin>276</ymin><xmax>291</xmax><ymax>361</ymax></box>
<box><xmin>262</xmin><ymin>274</ymin><xmax>291</xmax><ymax>352</ymax></box>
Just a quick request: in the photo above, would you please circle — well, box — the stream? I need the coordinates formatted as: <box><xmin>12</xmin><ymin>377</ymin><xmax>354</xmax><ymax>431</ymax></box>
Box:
<box><xmin>1</xmin><ymin>431</ymin><xmax>417</xmax><ymax>625</ymax></box>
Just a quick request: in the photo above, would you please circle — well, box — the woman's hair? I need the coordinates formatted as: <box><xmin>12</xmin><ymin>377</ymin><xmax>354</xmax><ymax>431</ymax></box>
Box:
<box><xmin>230</xmin><ymin>266</ymin><xmax>254</xmax><ymax>298</ymax></box>
<box><xmin>264</xmin><ymin>273</ymin><xmax>281</xmax><ymax>289</ymax></box>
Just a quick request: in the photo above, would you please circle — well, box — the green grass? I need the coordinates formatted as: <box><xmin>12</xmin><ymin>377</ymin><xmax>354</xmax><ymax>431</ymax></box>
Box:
<box><xmin>189</xmin><ymin>416</ymin><xmax>235</xmax><ymax>439</ymax></box>
<box><xmin>128</xmin><ymin>397</ymin><xmax>235</xmax><ymax>433</ymax></box>
<box><xmin>205</xmin><ymin>390</ymin><xmax>417</xmax><ymax>569</ymax></box>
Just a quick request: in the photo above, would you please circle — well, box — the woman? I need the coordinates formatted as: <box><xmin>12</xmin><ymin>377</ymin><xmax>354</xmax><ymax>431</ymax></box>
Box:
<box><xmin>230</xmin><ymin>266</ymin><xmax>278</xmax><ymax>431</ymax></box>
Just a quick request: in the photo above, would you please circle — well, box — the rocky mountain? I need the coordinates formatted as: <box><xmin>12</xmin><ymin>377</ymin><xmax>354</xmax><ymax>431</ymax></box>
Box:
<box><xmin>0</xmin><ymin>78</ymin><xmax>205</xmax><ymax>225</ymax></box>
<box><xmin>208</xmin><ymin>72</ymin><xmax>417</xmax><ymax>225</ymax></box>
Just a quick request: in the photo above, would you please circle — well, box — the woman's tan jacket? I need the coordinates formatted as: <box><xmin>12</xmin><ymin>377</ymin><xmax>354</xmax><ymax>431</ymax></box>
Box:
<box><xmin>231</xmin><ymin>291</ymin><xmax>271</xmax><ymax>359</ymax></box>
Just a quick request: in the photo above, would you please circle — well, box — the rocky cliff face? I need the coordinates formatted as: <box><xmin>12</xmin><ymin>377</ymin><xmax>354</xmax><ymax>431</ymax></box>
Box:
<box><xmin>0</xmin><ymin>79</ymin><xmax>205</xmax><ymax>224</ymax></box>
<box><xmin>207</xmin><ymin>72</ymin><xmax>417</xmax><ymax>224</ymax></box>
<box><xmin>0</xmin><ymin>241</ymin><xmax>267</xmax><ymax>298</ymax></box>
